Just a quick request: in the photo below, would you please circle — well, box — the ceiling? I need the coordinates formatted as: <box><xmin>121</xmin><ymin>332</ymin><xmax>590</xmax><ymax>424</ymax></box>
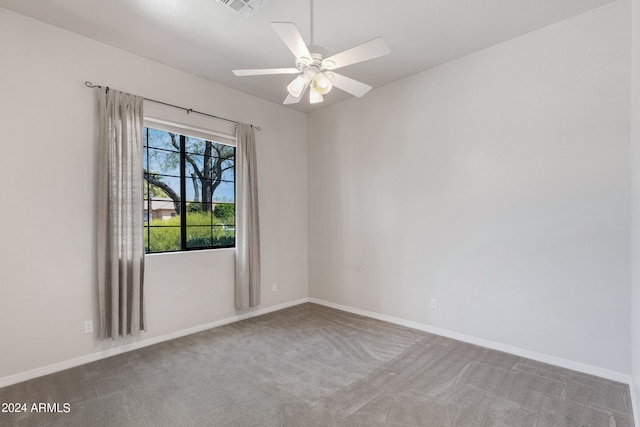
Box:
<box><xmin>0</xmin><ymin>0</ymin><xmax>615</xmax><ymax>113</ymax></box>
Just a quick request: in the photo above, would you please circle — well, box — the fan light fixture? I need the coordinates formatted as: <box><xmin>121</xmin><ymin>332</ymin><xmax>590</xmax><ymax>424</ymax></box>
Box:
<box><xmin>231</xmin><ymin>0</ymin><xmax>390</xmax><ymax>106</ymax></box>
<box><xmin>287</xmin><ymin>71</ymin><xmax>333</xmax><ymax>102</ymax></box>
<box><xmin>309</xmin><ymin>84</ymin><xmax>323</xmax><ymax>104</ymax></box>
<box><xmin>286</xmin><ymin>75</ymin><xmax>308</xmax><ymax>98</ymax></box>
<box><xmin>313</xmin><ymin>73</ymin><xmax>333</xmax><ymax>95</ymax></box>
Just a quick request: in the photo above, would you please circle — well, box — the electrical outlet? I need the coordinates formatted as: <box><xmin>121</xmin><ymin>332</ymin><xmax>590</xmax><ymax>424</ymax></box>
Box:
<box><xmin>430</xmin><ymin>298</ymin><xmax>438</xmax><ymax>310</ymax></box>
<box><xmin>272</xmin><ymin>283</ymin><xmax>278</xmax><ymax>292</ymax></box>
<box><xmin>84</xmin><ymin>320</ymin><xmax>94</xmax><ymax>334</ymax></box>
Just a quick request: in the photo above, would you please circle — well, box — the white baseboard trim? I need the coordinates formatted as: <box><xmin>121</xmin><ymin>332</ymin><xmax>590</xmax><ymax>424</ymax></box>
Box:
<box><xmin>630</xmin><ymin>379</ymin><xmax>640</xmax><ymax>427</ymax></box>
<box><xmin>1</xmin><ymin>296</ymin><xmax>633</xmax><ymax>396</ymax></box>
<box><xmin>309</xmin><ymin>298</ymin><xmax>633</xmax><ymax>385</ymax></box>
<box><xmin>0</xmin><ymin>298</ymin><xmax>310</xmax><ymax>389</ymax></box>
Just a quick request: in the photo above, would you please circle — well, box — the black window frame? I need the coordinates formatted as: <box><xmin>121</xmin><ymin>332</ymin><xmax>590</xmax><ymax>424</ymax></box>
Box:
<box><xmin>143</xmin><ymin>126</ymin><xmax>236</xmax><ymax>254</ymax></box>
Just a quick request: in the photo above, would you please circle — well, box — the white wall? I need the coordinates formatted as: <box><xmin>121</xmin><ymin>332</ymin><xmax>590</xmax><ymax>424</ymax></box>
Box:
<box><xmin>309</xmin><ymin>1</ymin><xmax>631</xmax><ymax>374</ymax></box>
<box><xmin>631</xmin><ymin>0</ymin><xmax>640</xmax><ymax>412</ymax></box>
<box><xmin>0</xmin><ymin>8</ymin><xmax>308</xmax><ymax>380</ymax></box>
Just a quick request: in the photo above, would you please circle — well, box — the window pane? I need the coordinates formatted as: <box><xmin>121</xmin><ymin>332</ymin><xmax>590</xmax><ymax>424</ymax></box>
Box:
<box><xmin>147</xmin><ymin>147</ymin><xmax>180</xmax><ymax>177</ymax></box>
<box><xmin>144</xmin><ymin>175</ymin><xmax>180</xmax><ymax>205</ymax></box>
<box><xmin>186</xmin><ymin>225</ymin><xmax>213</xmax><ymax>249</ymax></box>
<box><xmin>219</xmin><ymin>152</ymin><xmax>235</xmax><ymax>179</ymax></box>
<box><xmin>146</xmin><ymin>128</ymin><xmax>180</xmax><ymax>151</ymax></box>
<box><xmin>147</xmin><ymin>199</ymin><xmax>180</xmax><ymax>223</ymax></box>
<box><xmin>185</xmin><ymin>136</ymin><xmax>207</xmax><ymax>156</ymax></box>
<box><xmin>145</xmin><ymin>225</ymin><xmax>181</xmax><ymax>253</ymax></box>
<box><xmin>184</xmin><ymin>154</ymin><xmax>204</xmax><ymax>177</ymax></box>
<box><xmin>190</xmin><ymin>178</ymin><xmax>231</xmax><ymax>205</ymax></box>
<box><xmin>213</xmin><ymin>181</ymin><xmax>234</xmax><ymax>203</ymax></box>
<box><xmin>213</xmin><ymin>203</ymin><xmax>235</xmax><ymax>226</ymax></box>
<box><xmin>221</xmin><ymin>164</ymin><xmax>234</xmax><ymax>181</ymax></box>
<box><xmin>186</xmin><ymin>201</ymin><xmax>202</xmax><ymax>213</ymax></box>
<box><xmin>186</xmin><ymin>210</ymin><xmax>212</xmax><ymax>226</ymax></box>
<box><xmin>187</xmin><ymin>225</ymin><xmax>235</xmax><ymax>248</ymax></box>
<box><xmin>185</xmin><ymin>155</ymin><xmax>205</xmax><ymax>203</ymax></box>
<box><xmin>213</xmin><ymin>224</ymin><xmax>235</xmax><ymax>246</ymax></box>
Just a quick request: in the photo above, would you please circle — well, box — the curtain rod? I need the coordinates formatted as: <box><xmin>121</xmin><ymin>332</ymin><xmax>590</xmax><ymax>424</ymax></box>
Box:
<box><xmin>84</xmin><ymin>81</ymin><xmax>261</xmax><ymax>131</ymax></box>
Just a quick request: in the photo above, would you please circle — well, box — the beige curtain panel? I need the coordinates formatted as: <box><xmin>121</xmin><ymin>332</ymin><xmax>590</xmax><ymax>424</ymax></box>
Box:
<box><xmin>235</xmin><ymin>123</ymin><xmax>261</xmax><ymax>309</ymax></box>
<box><xmin>97</xmin><ymin>87</ymin><xmax>146</xmax><ymax>339</ymax></box>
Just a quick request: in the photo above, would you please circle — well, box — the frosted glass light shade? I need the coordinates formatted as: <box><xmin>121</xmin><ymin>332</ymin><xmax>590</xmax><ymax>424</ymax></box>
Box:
<box><xmin>314</xmin><ymin>73</ymin><xmax>332</xmax><ymax>95</ymax></box>
<box><xmin>309</xmin><ymin>85</ymin><xmax>323</xmax><ymax>104</ymax></box>
<box><xmin>287</xmin><ymin>75</ymin><xmax>307</xmax><ymax>97</ymax></box>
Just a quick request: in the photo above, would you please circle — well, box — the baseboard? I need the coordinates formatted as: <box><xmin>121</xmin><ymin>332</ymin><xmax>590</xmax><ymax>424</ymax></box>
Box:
<box><xmin>2</xmin><ymin>296</ymin><xmax>633</xmax><ymax>393</ymax></box>
<box><xmin>309</xmin><ymin>298</ymin><xmax>632</xmax><ymax>385</ymax></box>
<box><xmin>630</xmin><ymin>379</ymin><xmax>640</xmax><ymax>427</ymax></box>
<box><xmin>0</xmin><ymin>298</ymin><xmax>310</xmax><ymax>388</ymax></box>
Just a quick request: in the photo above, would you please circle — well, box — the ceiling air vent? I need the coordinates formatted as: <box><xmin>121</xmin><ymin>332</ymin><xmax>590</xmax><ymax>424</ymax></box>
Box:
<box><xmin>217</xmin><ymin>0</ymin><xmax>264</xmax><ymax>16</ymax></box>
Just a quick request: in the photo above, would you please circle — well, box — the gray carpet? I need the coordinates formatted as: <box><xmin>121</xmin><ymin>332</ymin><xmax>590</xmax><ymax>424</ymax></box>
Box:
<box><xmin>0</xmin><ymin>303</ymin><xmax>634</xmax><ymax>426</ymax></box>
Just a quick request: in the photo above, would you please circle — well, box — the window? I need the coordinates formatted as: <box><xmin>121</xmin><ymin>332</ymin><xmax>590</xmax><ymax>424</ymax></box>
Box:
<box><xmin>143</xmin><ymin>126</ymin><xmax>235</xmax><ymax>253</ymax></box>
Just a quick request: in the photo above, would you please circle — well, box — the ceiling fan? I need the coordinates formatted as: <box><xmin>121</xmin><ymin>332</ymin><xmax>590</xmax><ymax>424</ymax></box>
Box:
<box><xmin>232</xmin><ymin>21</ymin><xmax>390</xmax><ymax>105</ymax></box>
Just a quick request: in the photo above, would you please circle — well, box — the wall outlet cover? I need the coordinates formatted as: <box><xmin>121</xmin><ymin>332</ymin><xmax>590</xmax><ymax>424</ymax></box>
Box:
<box><xmin>84</xmin><ymin>320</ymin><xmax>94</xmax><ymax>334</ymax></box>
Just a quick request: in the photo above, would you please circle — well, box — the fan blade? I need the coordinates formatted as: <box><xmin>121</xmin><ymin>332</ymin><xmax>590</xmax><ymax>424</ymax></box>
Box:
<box><xmin>323</xmin><ymin>37</ymin><xmax>390</xmax><ymax>70</ymax></box>
<box><xmin>233</xmin><ymin>68</ymin><xmax>300</xmax><ymax>76</ymax></box>
<box><xmin>271</xmin><ymin>22</ymin><xmax>311</xmax><ymax>60</ymax></box>
<box><xmin>330</xmin><ymin>73</ymin><xmax>372</xmax><ymax>98</ymax></box>
<box><xmin>283</xmin><ymin>94</ymin><xmax>302</xmax><ymax>105</ymax></box>
<box><xmin>283</xmin><ymin>80</ymin><xmax>311</xmax><ymax>104</ymax></box>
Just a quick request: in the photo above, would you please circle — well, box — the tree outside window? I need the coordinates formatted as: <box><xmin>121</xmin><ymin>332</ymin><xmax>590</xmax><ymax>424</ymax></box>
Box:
<box><xmin>143</xmin><ymin>127</ymin><xmax>235</xmax><ymax>253</ymax></box>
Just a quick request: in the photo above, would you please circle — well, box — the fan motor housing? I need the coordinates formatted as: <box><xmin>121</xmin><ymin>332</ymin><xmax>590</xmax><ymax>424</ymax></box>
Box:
<box><xmin>296</xmin><ymin>53</ymin><xmax>329</xmax><ymax>72</ymax></box>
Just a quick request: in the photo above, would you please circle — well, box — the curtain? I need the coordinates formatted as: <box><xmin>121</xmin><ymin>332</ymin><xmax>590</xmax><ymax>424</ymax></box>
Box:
<box><xmin>235</xmin><ymin>123</ymin><xmax>261</xmax><ymax>309</ymax></box>
<box><xmin>97</xmin><ymin>87</ymin><xmax>146</xmax><ymax>339</ymax></box>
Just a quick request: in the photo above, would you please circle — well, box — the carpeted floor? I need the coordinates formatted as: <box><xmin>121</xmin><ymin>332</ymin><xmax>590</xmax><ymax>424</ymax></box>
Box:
<box><xmin>0</xmin><ymin>303</ymin><xmax>634</xmax><ymax>426</ymax></box>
